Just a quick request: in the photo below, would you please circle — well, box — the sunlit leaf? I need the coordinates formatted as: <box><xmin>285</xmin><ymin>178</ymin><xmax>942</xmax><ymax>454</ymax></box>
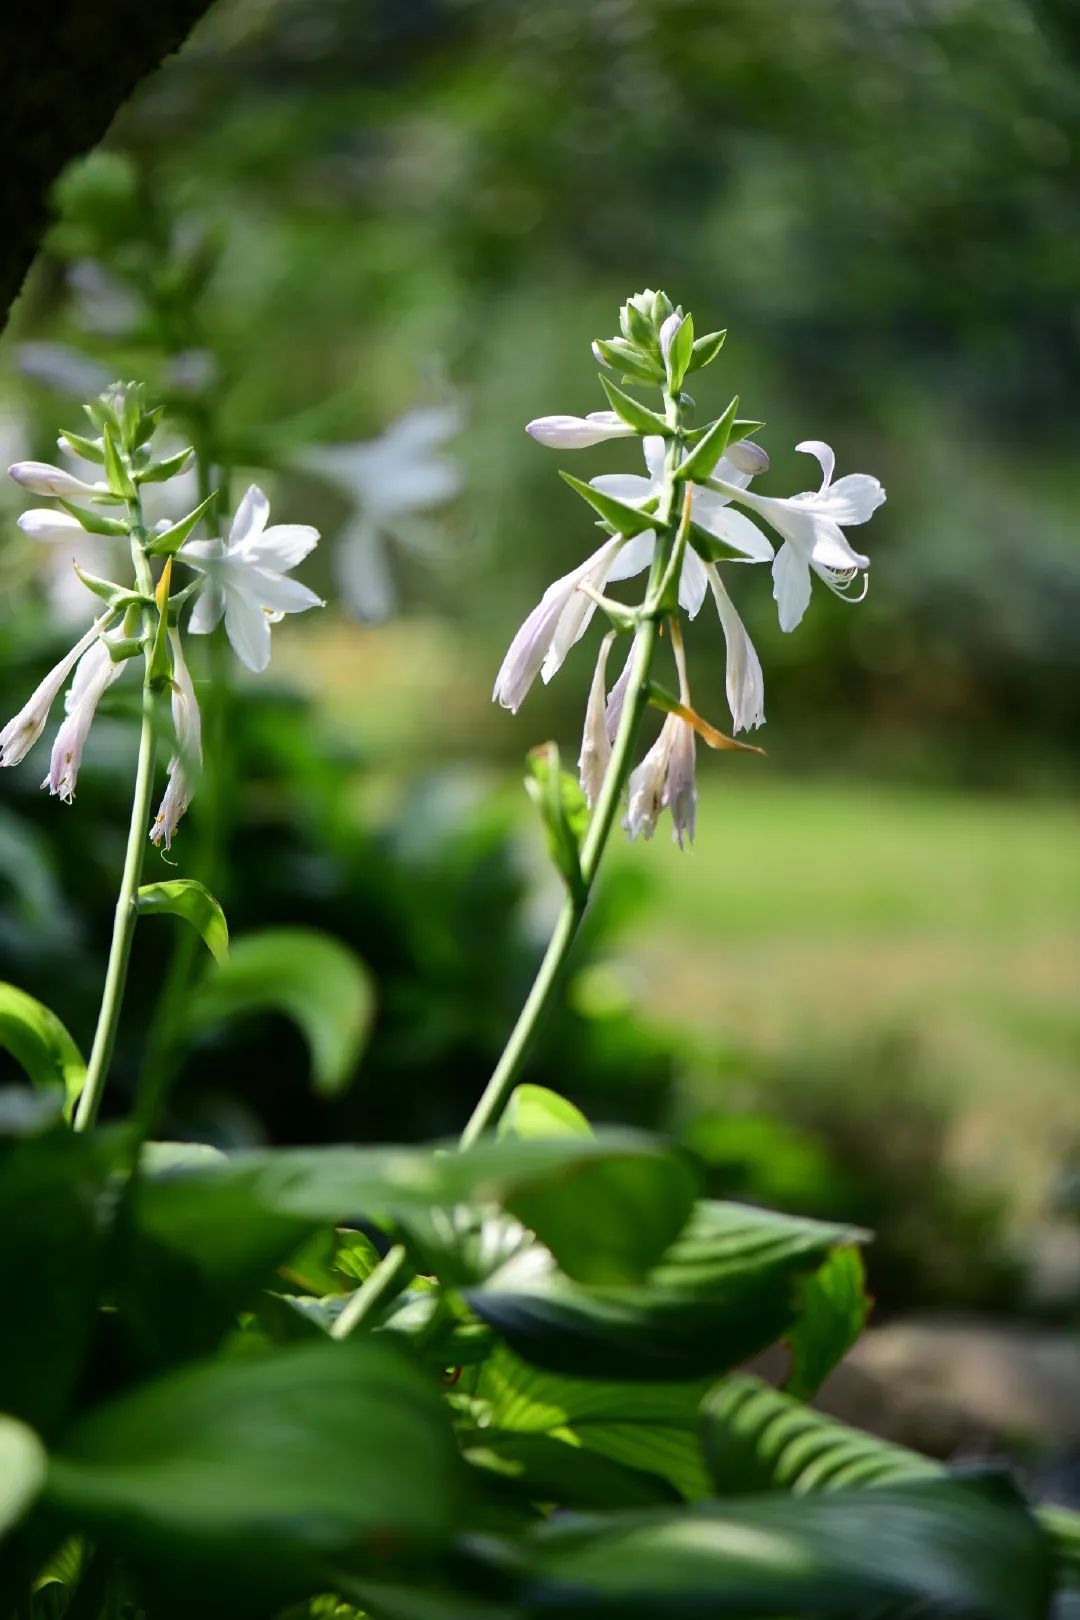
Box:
<box><xmin>137</xmin><ymin>879</ymin><xmax>228</xmax><ymax>965</ymax></box>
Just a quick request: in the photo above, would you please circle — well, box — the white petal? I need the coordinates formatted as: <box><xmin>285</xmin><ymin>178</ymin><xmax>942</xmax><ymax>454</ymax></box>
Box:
<box><xmin>18</xmin><ymin>509</ymin><xmax>84</xmax><ymax>544</ymax></box>
<box><xmin>677</xmin><ymin>546</ymin><xmax>709</xmax><ymax>618</ymax></box>
<box><xmin>605</xmin><ymin>644</ymin><xmax>633</xmax><ymax>741</ymax></box>
<box><xmin>229</xmin><ymin>484</ymin><xmax>270</xmax><ymax>546</ymax></box>
<box><xmin>806</xmin><ymin>518</ymin><xmax>870</xmax><ymax>572</ymax></box>
<box><xmin>815</xmin><ymin>473</ymin><xmax>885</xmax><ymax>525</ymax></box>
<box><xmin>605</xmin><ymin>530</ymin><xmax>655</xmax><ymax>583</ymax></box>
<box><xmin>772</xmin><ymin>542</ymin><xmax>813</xmax><ymax>632</ymax></box>
<box><xmin>661</xmin><ymin>720</ymin><xmax>696</xmax><ymax>848</ymax></box>
<box><xmin>624</xmin><ymin>719</ymin><xmax>676</xmax><ymax>842</ymax></box>
<box><xmin>540</xmin><ymin>537</ymin><xmax>624</xmax><ymax>684</ymax></box>
<box><xmin>690</xmin><ymin>490</ymin><xmax>775</xmax><ymax>561</ymax></box>
<box><xmin>385</xmin><ymin>403</ymin><xmax>465</xmax><ymax>454</ymax></box>
<box><xmin>336</xmin><ymin>520</ymin><xmax>397</xmax><ymax>623</ymax></box>
<box><xmin>243</xmin><ymin>568</ymin><xmax>323</xmax><ymax>616</ymax></box>
<box><xmin>187</xmin><ymin>581</ymin><xmax>225</xmax><ymax>636</ymax></box>
<box><xmin>589</xmin><ymin>473</ymin><xmax>654</xmax><ymax>504</ymax></box>
<box><xmin>707</xmin><ymin>566</ymin><xmax>765</xmax><ymax>731</ymax></box>
<box><xmin>43</xmin><ymin>640</ymin><xmax>126</xmax><ymax>801</ymax></box>
<box><xmin>658</xmin><ymin>312</ymin><xmax>683</xmax><ymax>361</ymax></box>
<box><xmin>578</xmin><ymin>632</ymin><xmax>615</xmax><ymax>807</ymax></box>
<box><xmin>223</xmin><ymin>589</ymin><xmax>273</xmax><ymax>673</ymax></box>
<box><xmin>493</xmin><ymin>536</ymin><xmax>621</xmax><ymax>711</ymax></box>
<box><xmin>0</xmin><ymin>616</ymin><xmax>107</xmax><ymax>766</ymax></box>
<box><xmin>795</xmin><ymin>439</ymin><xmax>835</xmax><ymax>491</ymax></box>
<box><xmin>238</xmin><ymin>523</ymin><xmax>319</xmax><ymax>570</ymax></box>
<box><xmin>643</xmin><ymin>436</ymin><xmax>667</xmax><ymax>486</ymax></box>
<box><xmin>181</xmin><ymin>537</ymin><xmax>226</xmax><ymax>566</ymax></box>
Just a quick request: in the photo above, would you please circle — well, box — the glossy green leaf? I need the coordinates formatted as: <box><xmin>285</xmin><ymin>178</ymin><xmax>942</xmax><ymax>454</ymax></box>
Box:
<box><xmin>56</xmin><ymin>498</ymin><xmax>130</xmax><ymax>536</ymax></box>
<box><xmin>46</xmin><ymin>1341</ymin><xmax>462</xmax><ymax>1599</ymax></box>
<box><xmin>686</xmin><ymin>329</ymin><xmax>727</xmax><ymax>372</ymax></box>
<box><xmin>498</xmin><ymin>1085</ymin><xmax>591</xmax><ymax>1141</ymax></box>
<box><xmin>135</xmin><ymin>446</ymin><xmax>194</xmax><ymax>484</ymax></box>
<box><xmin>467</xmin><ymin>1201</ymin><xmax>861</xmax><ymax>1381</ymax></box>
<box><xmin>559</xmin><ymin>472</ymin><xmax>657</xmax><ymax>538</ymax></box>
<box><xmin>137</xmin><ymin>879</ymin><xmax>228</xmax><ymax>965</ymax></box>
<box><xmin>665</xmin><ymin>312</ymin><xmax>695</xmax><ymax>394</ymax></box>
<box><xmin>144</xmin><ymin>491</ymin><xmax>218</xmax><ymax>556</ymax></box>
<box><xmin>469</xmin><ymin>1346</ymin><xmax>709</xmax><ymax>1501</ymax></box>
<box><xmin>701</xmin><ymin>1374</ymin><xmax>939</xmax><ymax>1497</ymax></box>
<box><xmin>598</xmin><ymin>377</ymin><xmax>669</xmax><ymax>436</ymax></box>
<box><xmin>498</xmin><ymin>1474</ymin><xmax>1052</xmax><ymax>1620</ymax></box>
<box><xmin>0</xmin><ymin>1414</ymin><xmax>46</xmax><ymax>1541</ymax></box>
<box><xmin>673</xmin><ymin>397</ymin><xmax>739</xmax><ymax>485</ymax></box>
<box><xmin>0</xmin><ymin>985</ymin><xmax>86</xmax><ymax>1115</ymax></box>
<box><xmin>783</xmin><ymin>1244</ymin><xmax>870</xmax><ymax>1400</ymax></box>
<box><xmin>188</xmin><ymin>927</ymin><xmax>373</xmax><ymax>1096</ymax></box>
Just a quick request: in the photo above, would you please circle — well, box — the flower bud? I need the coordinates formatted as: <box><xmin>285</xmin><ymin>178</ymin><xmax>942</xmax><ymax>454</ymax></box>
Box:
<box><xmin>17</xmin><ymin>508</ymin><xmax>85</xmax><ymax>543</ymax></box>
<box><xmin>9</xmin><ymin>461</ymin><xmax>110</xmax><ymax>501</ymax></box>
<box><xmin>525</xmin><ymin>412</ymin><xmax>635</xmax><ymax>449</ymax></box>
<box><xmin>726</xmin><ymin>439</ymin><xmax>770</xmax><ymax>476</ymax></box>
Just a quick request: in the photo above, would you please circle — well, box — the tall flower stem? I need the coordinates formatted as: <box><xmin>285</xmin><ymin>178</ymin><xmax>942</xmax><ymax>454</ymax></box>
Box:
<box><xmin>332</xmin><ymin>392</ymin><xmax>685</xmax><ymax>1337</ymax></box>
<box><xmin>74</xmin><ymin>482</ymin><xmax>158</xmax><ymax>1133</ymax></box>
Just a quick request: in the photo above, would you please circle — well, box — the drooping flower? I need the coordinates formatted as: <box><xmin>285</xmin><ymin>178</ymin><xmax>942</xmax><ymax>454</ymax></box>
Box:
<box><xmin>42</xmin><ymin>637</ymin><xmax>127</xmax><ymax>802</ymax></box>
<box><xmin>525</xmin><ymin>411</ymin><xmax>635</xmax><ymax>449</ymax></box>
<box><xmin>0</xmin><ymin>615</ymin><xmax>112</xmax><ymax>768</ymax></box>
<box><xmin>295</xmin><ymin>404</ymin><xmax>462</xmax><ymax>622</ymax></box>
<box><xmin>711</xmin><ymin>440</ymin><xmax>885</xmax><ymax>632</ymax></box>
<box><xmin>705</xmin><ymin>564</ymin><xmax>765</xmax><ymax>733</ymax></box>
<box><xmin>151</xmin><ymin>632</ymin><xmax>202</xmax><ymax>849</ymax></box>
<box><xmin>183</xmin><ymin>484</ymin><xmax>322</xmax><ymax>673</ymax></box>
<box><xmin>623</xmin><ymin>621</ymin><xmax>697</xmax><ymax>848</ymax></box>
<box><xmin>578</xmin><ymin>631</ymin><xmax>616</xmax><ymax>806</ymax></box>
<box><xmin>492</xmin><ymin>534</ymin><xmax>626</xmax><ymax>713</ymax></box>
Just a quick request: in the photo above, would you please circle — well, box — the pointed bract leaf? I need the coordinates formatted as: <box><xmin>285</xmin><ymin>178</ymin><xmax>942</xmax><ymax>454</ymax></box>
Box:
<box><xmin>145</xmin><ymin>492</ymin><xmax>218</xmax><ymax>556</ymax></box>
<box><xmin>598</xmin><ymin>377</ymin><xmax>670</xmax><ymax>437</ymax></box>
<box><xmin>674</xmin><ymin>398</ymin><xmax>739</xmax><ymax>484</ymax></box>
<box><xmin>58</xmin><ymin>429</ymin><xmax>105</xmax><ymax>464</ymax></box>
<box><xmin>560</xmin><ymin>472</ymin><xmax>657</xmax><ymax>538</ymax></box>
<box><xmin>594</xmin><ymin>339</ymin><xmax>664</xmax><ymax>384</ymax></box>
<box><xmin>686</xmin><ymin>329</ymin><xmax>728</xmax><ymax>372</ymax></box>
<box><xmin>101</xmin><ymin>424</ymin><xmax>136</xmax><ymax>500</ymax></box>
<box><xmin>137</xmin><ymin>880</ymin><xmax>229</xmax><ymax>966</ymax></box>
<box><xmin>525</xmin><ymin>743</ymin><xmax>586</xmax><ymax>904</ymax></box>
<box><xmin>56</xmin><ymin>498</ymin><xmax>129</xmax><ymax>537</ymax></box>
<box><xmin>135</xmin><ymin>447</ymin><xmax>194</xmax><ymax>485</ymax></box>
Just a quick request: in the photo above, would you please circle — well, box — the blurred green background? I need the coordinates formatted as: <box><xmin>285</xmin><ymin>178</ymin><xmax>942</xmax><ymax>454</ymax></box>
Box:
<box><xmin>0</xmin><ymin>0</ymin><xmax>1078</xmax><ymax>1369</ymax></box>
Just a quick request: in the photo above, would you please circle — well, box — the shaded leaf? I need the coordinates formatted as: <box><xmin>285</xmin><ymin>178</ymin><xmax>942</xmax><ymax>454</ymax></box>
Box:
<box><xmin>137</xmin><ymin>879</ymin><xmax>228</xmax><ymax>966</ymax></box>
<box><xmin>0</xmin><ymin>985</ymin><xmax>86</xmax><ymax>1115</ymax></box>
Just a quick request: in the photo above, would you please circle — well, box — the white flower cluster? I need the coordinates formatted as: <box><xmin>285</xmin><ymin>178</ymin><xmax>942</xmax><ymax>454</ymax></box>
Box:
<box><xmin>494</xmin><ymin>302</ymin><xmax>885</xmax><ymax>848</ymax></box>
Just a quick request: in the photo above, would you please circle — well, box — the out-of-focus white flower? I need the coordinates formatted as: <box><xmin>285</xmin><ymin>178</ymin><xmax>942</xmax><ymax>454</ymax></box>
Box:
<box><xmin>492</xmin><ymin>534</ymin><xmax>625</xmax><ymax>713</ymax></box>
<box><xmin>164</xmin><ymin>349</ymin><xmax>218</xmax><ymax>398</ymax></box>
<box><xmin>68</xmin><ymin>259</ymin><xmax>145</xmax><ymax>337</ymax></box>
<box><xmin>712</xmin><ymin>440</ymin><xmax>885</xmax><ymax>632</ymax></box>
<box><xmin>9</xmin><ymin>461</ymin><xmax>112</xmax><ymax>501</ymax></box>
<box><xmin>578</xmin><ymin>631</ymin><xmax>616</xmax><ymax>806</ymax></box>
<box><xmin>42</xmin><ymin>638</ymin><xmax>127</xmax><ymax>802</ymax></box>
<box><xmin>184</xmin><ymin>484</ymin><xmax>322</xmax><ymax>673</ymax></box>
<box><xmin>14</xmin><ymin>342</ymin><xmax>113</xmax><ymax>399</ymax></box>
<box><xmin>525</xmin><ymin>411</ymin><xmax>635</xmax><ymax>449</ymax></box>
<box><xmin>705</xmin><ymin>564</ymin><xmax>765</xmax><ymax>733</ymax></box>
<box><xmin>151</xmin><ymin>632</ymin><xmax>201</xmax><ymax>849</ymax></box>
<box><xmin>295</xmin><ymin>403</ymin><xmax>463</xmax><ymax>622</ymax></box>
<box><xmin>588</xmin><ymin>435</ymin><xmax>774</xmax><ymax>618</ymax></box>
<box><xmin>0</xmin><ymin>615</ymin><xmax>111</xmax><ymax>768</ymax></box>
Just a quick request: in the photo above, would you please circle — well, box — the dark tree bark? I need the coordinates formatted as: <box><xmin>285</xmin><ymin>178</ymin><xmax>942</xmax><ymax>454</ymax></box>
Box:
<box><xmin>0</xmin><ymin>0</ymin><xmax>215</xmax><ymax>327</ymax></box>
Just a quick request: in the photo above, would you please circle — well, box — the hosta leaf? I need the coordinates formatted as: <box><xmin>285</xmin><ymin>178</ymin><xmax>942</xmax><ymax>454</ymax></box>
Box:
<box><xmin>188</xmin><ymin>927</ymin><xmax>373</xmax><ymax>1096</ymax></box>
<box><xmin>0</xmin><ymin>985</ymin><xmax>86</xmax><ymax>1115</ymax></box>
<box><xmin>467</xmin><ymin>1201</ymin><xmax>862</xmax><ymax>1381</ymax></box>
<box><xmin>494</xmin><ymin>1474</ymin><xmax>1052</xmax><ymax>1620</ymax></box>
<box><xmin>783</xmin><ymin>1244</ymin><xmax>870</xmax><ymax>1400</ymax></box>
<box><xmin>498</xmin><ymin>1085</ymin><xmax>591</xmax><ymax>1141</ymax></box>
<box><xmin>137</xmin><ymin>879</ymin><xmax>228</xmax><ymax>966</ymax></box>
<box><xmin>46</xmin><ymin>1341</ymin><xmax>462</xmax><ymax>1604</ymax></box>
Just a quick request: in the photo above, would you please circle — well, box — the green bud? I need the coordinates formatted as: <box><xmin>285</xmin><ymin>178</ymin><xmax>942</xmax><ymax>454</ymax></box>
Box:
<box><xmin>524</xmin><ymin>741</ymin><xmax>587</xmax><ymax>906</ymax></box>
<box><xmin>102</xmin><ymin>423</ymin><xmax>136</xmax><ymax>500</ymax></box>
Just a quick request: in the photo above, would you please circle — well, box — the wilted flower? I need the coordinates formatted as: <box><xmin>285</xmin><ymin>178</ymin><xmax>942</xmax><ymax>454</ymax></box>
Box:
<box><xmin>0</xmin><ymin>614</ymin><xmax>112</xmax><ymax>768</ymax></box>
<box><xmin>295</xmin><ymin>403</ymin><xmax>462</xmax><ymax>622</ymax></box>
<box><xmin>42</xmin><ymin>637</ymin><xmax>127</xmax><ymax>803</ymax></box>
<box><xmin>712</xmin><ymin>440</ymin><xmax>884</xmax><ymax>632</ymax></box>
<box><xmin>151</xmin><ymin>632</ymin><xmax>201</xmax><ymax>849</ymax></box>
<box><xmin>623</xmin><ymin>626</ymin><xmax>697</xmax><ymax>848</ymax></box>
<box><xmin>184</xmin><ymin>484</ymin><xmax>322</xmax><ymax>673</ymax></box>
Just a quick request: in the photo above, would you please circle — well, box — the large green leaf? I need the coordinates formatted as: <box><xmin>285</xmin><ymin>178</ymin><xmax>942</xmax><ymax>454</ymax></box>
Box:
<box><xmin>0</xmin><ymin>1105</ymin><xmax>123</xmax><ymax>1430</ymax></box>
<box><xmin>0</xmin><ymin>986</ymin><xmax>86</xmax><ymax>1115</ymax></box>
<box><xmin>495</xmin><ymin>1475</ymin><xmax>1052</xmax><ymax>1620</ymax></box>
<box><xmin>137</xmin><ymin>879</ymin><xmax>228</xmax><ymax>965</ymax></box>
<box><xmin>188</xmin><ymin>927</ymin><xmax>373</xmax><ymax>1096</ymax></box>
<box><xmin>46</xmin><ymin>1340</ymin><xmax>461</xmax><ymax>1604</ymax></box>
<box><xmin>467</xmin><ymin>1201</ymin><xmax>860</xmax><ymax>1381</ymax></box>
<box><xmin>466</xmin><ymin>1347</ymin><xmax>710</xmax><ymax>1501</ymax></box>
<box><xmin>120</xmin><ymin>1133</ymin><xmax>697</xmax><ymax>1365</ymax></box>
<box><xmin>0</xmin><ymin>1414</ymin><xmax>46</xmax><ymax>1541</ymax></box>
<box><xmin>701</xmin><ymin>1374</ymin><xmax>941</xmax><ymax>1496</ymax></box>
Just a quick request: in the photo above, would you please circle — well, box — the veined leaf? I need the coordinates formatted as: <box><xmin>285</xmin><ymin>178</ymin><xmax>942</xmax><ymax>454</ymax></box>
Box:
<box><xmin>137</xmin><ymin>879</ymin><xmax>228</xmax><ymax>966</ymax></box>
<box><xmin>0</xmin><ymin>985</ymin><xmax>86</xmax><ymax>1115</ymax></box>
<box><xmin>783</xmin><ymin>1244</ymin><xmax>870</xmax><ymax>1400</ymax></box>
<box><xmin>188</xmin><ymin>927</ymin><xmax>372</xmax><ymax>1096</ymax></box>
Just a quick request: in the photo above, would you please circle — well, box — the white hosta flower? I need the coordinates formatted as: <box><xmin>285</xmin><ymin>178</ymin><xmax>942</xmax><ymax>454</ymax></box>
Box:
<box><xmin>151</xmin><ymin>633</ymin><xmax>201</xmax><ymax>849</ymax></box>
<box><xmin>525</xmin><ymin>411</ymin><xmax>635</xmax><ymax>449</ymax></box>
<box><xmin>712</xmin><ymin>440</ymin><xmax>885</xmax><ymax>632</ymax></box>
<box><xmin>705</xmin><ymin>564</ymin><xmax>765</xmax><ymax>733</ymax></box>
<box><xmin>14</xmin><ymin>342</ymin><xmax>113</xmax><ymax>399</ymax></box>
<box><xmin>296</xmin><ymin>403</ymin><xmax>462</xmax><ymax>622</ymax></box>
<box><xmin>578</xmin><ymin>632</ymin><xmax>616</xmax><ymax>806</ymax></box>
<box><xmin>0</xmin><ymin>615</ymin><xmax>110</xmax><ymax>768</ymax></box>
<box><xmin>8</xmin><ymin>461</ymin><xmax>112</xmax><ymax>502</ymax></box>
<box><xmin>184</xmin><ymin>484</ymin><xmax>322</xmax><ymax>673</ymax></box>
<box><xmin>492</xmin><ymin>534</ymin><xmax>625</xmax><ymax>713</ymax></box>
<box><xmin>589</xmin><ymin>436</ymin><xmax>774</xmax><ymax>619</ymax></box>
<box><xmin>17</xmin><ymin>509</ymin><xmax>86</xmax><ymax>544</ymax></box>
<box><xmin>604</xmin><ymin>644</ymin><xmax>633</xmax><ymax>742</ymax></box>
<box><xmin>624</xmin><ymin>713</ymin><xmax>696</xmax><ymax>847</ymax></box>
<box><xmin>42</xmin><ymin>638</ymin><xmax>127</xmax><ymax>802</ymax></box>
